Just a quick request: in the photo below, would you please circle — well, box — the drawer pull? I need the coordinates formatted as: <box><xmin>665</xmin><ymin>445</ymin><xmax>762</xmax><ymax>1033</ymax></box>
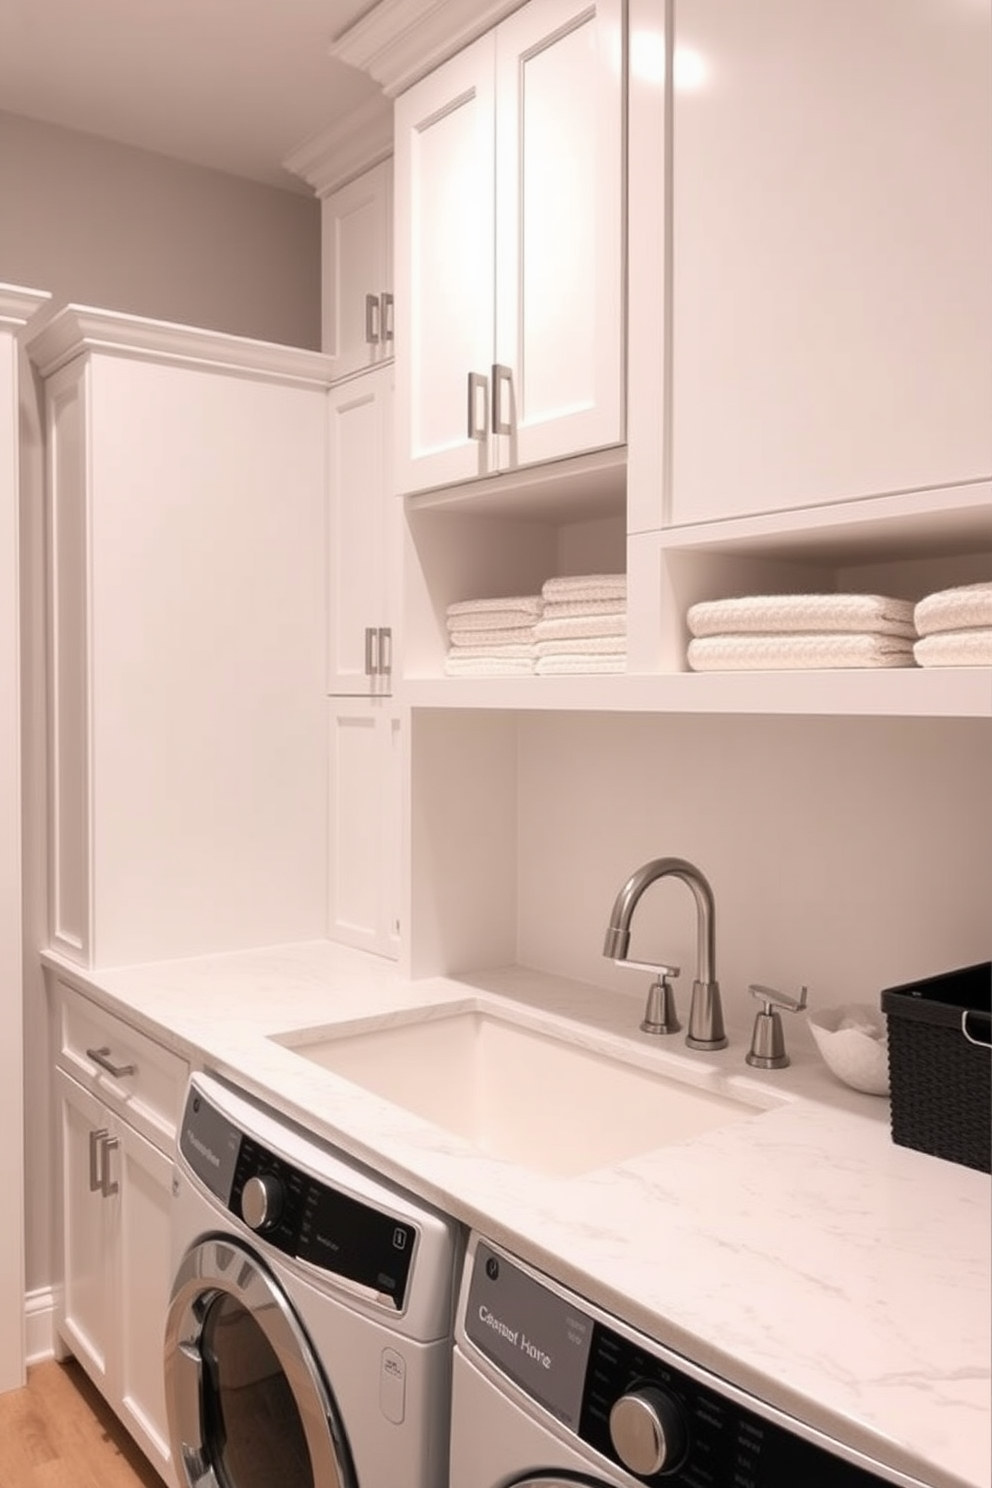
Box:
<box><xmin>86</xmin><ymin>1045</ymin><xmax>136</xmax><ymax>1079</ymax></box>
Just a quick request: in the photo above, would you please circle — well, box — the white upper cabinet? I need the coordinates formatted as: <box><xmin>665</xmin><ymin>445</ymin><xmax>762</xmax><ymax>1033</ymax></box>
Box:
<box><xmin>394</xmin><ymin>0</ymin><xmax>625</xmax><ymax>496</ymax></box>
<box><xmin>322</xmin><ymin>159</ymin><xmax>394</xmax><ymax>377</ymax></box>
<box><xmin>666</xmin><ymin>0</ymin><xmax>992</xmax><ymax>527</ymax></box>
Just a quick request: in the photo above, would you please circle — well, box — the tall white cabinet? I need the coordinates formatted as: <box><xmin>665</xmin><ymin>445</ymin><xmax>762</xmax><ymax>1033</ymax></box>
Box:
<box><xmin>327</xmin><ymin>365</ymin><xmax>396</xmax><ymax>695</ymax></box>
<box><xmin>0</xmin><ymin>284</ymin><xmax>50</xmax><ymax>1394</ymax></box>
<box><xmin>27</xmin><ymin>309</ymin><xmax>332</xmax><ymax>969</ymax></box>
<box><xmin>326</xmin><ymin>363</ymin><xmax>403</xmax><ymax>959</ymax></box>
<box><xmin>393</xmin><ymin>0</ymin><xmax>624</xmax><ymax>495</ymax></box>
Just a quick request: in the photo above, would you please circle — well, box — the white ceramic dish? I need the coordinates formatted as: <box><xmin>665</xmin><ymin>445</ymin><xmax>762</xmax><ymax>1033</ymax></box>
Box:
<box><xmin>807</xmin><ymin>1003</ymin><xmax>890</xmax><ymax>1096</ymax></box>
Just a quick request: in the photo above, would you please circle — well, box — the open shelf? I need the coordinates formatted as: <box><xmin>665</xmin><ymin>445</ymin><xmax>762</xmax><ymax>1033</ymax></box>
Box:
<box><xmin>401</xmin><ymin>666</ymin><xmax>992</xmax><ymax>718</ymax></box>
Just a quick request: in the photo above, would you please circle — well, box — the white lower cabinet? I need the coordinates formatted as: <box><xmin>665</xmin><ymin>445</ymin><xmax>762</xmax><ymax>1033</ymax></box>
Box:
<box><xmin>327</xmin><ymin>701</ymin><xmax>402</xmax><ymax>959</ymax></box>
<box><xmin>52</xmin><ymin>981</ymin><xmax>187</xmax><ymax>1487</ymax></box>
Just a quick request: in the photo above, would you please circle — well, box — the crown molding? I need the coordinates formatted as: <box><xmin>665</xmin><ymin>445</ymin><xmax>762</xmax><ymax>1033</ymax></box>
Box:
<box><xmin>330</xmin><ymin>0</ymin><xmax>521</xmax><ymax>95</ymax></box>
<box><xmin>284</xmin><ymin>93</ymin><xmax>394</xmax><ymax>196</ymax></box>
<box><xmin>0</xmin><ymin>285</ymin><xmax>51</xmax><ymax>331</ymax></box>
<box><xmin>25</xmin><ymin>305</ymin><xmax>335</xmax><ymax>388</ymax></box>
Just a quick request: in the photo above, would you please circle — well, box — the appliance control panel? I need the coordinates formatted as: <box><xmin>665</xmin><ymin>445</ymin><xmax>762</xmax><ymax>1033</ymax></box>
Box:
<box><xmin>463</xmin><ymin>1240</ymin><xmax>912</xmax><ymax>1488</ymax></box>
<box><xmin>180</xmin><ymin>1080</ymin><xmax>416</xmax><ymax>1309</ymax></box>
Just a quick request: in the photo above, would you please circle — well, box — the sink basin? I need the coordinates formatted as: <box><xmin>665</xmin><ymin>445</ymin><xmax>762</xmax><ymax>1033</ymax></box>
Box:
<box><xmin>274</xmin><ymin>1005</ymin><xmax>773</xmax><ymax>1178</ymax></box>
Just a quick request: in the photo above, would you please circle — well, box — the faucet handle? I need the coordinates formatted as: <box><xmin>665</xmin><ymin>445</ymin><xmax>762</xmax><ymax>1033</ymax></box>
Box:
<box><xmin>613</xmin><ymin>958</ymin><xmax>681</xmax><ymax>980</ymax></box>
<box><xmin>746</xmin><ymin>984</ymin><xmax>809</xmax><ymax>1069</ymax></box>
<box><xmin>748</xmin><ymin>983</ymin><xmax>809</xmax><ymax>1015</ymax></box>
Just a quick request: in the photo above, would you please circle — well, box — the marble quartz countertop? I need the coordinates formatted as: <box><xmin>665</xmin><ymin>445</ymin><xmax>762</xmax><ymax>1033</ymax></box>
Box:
<box><xmin>42</xmin><ymin>940</ymin><xmax>990</xmax><ymax>1488</ymax></box>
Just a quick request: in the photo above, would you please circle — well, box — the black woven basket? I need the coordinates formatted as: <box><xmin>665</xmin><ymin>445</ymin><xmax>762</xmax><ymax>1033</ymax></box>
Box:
<box><xmin>880</xmin><ymin>962</ymin><xmax>991</xmax><ymax>1173</ymax></box>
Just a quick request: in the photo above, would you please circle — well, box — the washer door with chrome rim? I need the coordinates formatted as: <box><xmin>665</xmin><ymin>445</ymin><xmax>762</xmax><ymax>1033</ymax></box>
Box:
<box><xmin>165</xmin><ymin>1237</ymin><xmax>355</xmax><ymax>1488</ymax></box>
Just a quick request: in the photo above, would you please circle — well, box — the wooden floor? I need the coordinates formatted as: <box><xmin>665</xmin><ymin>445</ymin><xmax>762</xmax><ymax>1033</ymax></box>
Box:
<box><xmin>0</xmin><ymin>1359</ymin><xmax>164</xmax><ymax>1488</ymax></box>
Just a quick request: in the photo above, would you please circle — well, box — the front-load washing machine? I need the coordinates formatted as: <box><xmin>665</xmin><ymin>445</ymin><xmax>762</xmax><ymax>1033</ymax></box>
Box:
<box><xmin>164</xmin><ymin>1071</ymin><xmax>461</xmax><ymax>1488</ymax></box>
<box><xmin>451</xmin><ymin>1234</ymin><xmax>928</xmax><ymax>1488</ymax></box>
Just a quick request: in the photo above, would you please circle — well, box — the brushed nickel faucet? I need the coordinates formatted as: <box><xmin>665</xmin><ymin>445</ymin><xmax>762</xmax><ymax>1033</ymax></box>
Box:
<box><xmin>603</xmin><ymin>857</ymin><xmax>728</xmax><ymax>1050</ymax></box>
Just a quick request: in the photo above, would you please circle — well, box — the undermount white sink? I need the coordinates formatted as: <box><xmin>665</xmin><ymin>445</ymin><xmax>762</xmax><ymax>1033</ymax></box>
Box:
<box><xmin>273</xmin><ymin>1004</ymin><xmax>774</xmax><ymax>1178</ymax></box>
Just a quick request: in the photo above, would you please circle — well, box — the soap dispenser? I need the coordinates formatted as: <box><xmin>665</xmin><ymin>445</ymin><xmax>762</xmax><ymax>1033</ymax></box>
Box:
<box><xmin>746</xmin><ymin>983</ymin><xmax>809</xmax><ymax>1069</ymax></box>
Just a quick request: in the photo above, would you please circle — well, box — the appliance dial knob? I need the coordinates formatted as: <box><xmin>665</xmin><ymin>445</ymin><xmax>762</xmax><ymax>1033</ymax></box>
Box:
<box><xmin>609</xmin><ymin>1386</ymin><xmax>687</xmax><ymax>1476</ymax></box>
<box><xmin>240</xmin><ymin>1174</ymin><xmax>284</xmax><ymax>1232</ymax></box>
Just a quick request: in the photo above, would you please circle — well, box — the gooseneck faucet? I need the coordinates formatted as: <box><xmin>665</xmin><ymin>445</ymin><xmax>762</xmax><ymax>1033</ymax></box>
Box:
<box><xmin>603</xmin><ymin>857</ymin><xmax>728</xmax><ymax>1050</ymax></box>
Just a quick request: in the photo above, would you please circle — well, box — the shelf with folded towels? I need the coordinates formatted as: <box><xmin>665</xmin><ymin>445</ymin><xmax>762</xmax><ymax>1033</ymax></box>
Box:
<box><xmin>683</xmin><ymin>589</ymin><xmax>992</xmax><ymax>674</ymax></box>
<box><xmin>443</xmin><ymin>575</ymin><xmax>627</xmax><ymax>678</ymax></box>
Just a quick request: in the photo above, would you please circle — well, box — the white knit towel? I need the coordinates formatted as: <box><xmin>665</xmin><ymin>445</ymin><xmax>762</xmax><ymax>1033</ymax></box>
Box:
<box><xmin>444</xmin><ymin>654</ymin><xmax>535</xmax><ymax>676</ymax></box>
<box><xmin>687</xmin><ymin>633</ymin><xmax>916</xmax><ymax>671</ymax></box>
<box><xmin>448</xmin><ymin>610</ymin><xmax>541</xmax><ymax>634</ymax></box>
<box><xmin>447</xmin><ymin>595</ymin><xmax>542</xmax><ymax>619</ymax></box>
<box><xmin>913</xmin><ymin>629</ymin><xmax>992</xmax><ymax>667</ymax></box>
<box><xmin>541</xmin><ymin>599</ymin><xmax>627</xmax><ymax>621</ymax></box>
<box><xmin>535</xmin><ymin>654</ymin><xmax>626</xmax><ymax>675</ymax></box>
<box><xmin>535</xmin><ymin>613</ymin><xmax>626</xmax><ymax>643</ymax></box>
<box><xmin>449</xmin><ymin>627</ymin><xmax>537</xmax><ymax>648</ymax></box>
<box><xmin>914</xmin><ymin>583</ymin><xmax>992</xmax><ymax>637</ymax></box>
<box><xmin>687</xmin><ymin>594</ymin><xmax>917</xmax><ymax>639</ymax></box>
<box><xmin>447</xmin><ymin>642</ymin><xmax>536</xmax><ymax>660</ymax></box>
<box><xmin>535</xmin><ymin>635</ymin><xmax>626</xmax><ymax>658</ymax></box>
<box><xmin>542</xmin><ymin>574</ymin><xmax>626</xmax><ymax>604</ymax></box>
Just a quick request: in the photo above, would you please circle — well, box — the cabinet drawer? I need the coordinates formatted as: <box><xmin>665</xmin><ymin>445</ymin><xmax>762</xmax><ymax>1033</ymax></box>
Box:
<box><xmin>54</xmin><ymin>982</ymin><xmax>188</xmax><ymax>1151</ymax></box>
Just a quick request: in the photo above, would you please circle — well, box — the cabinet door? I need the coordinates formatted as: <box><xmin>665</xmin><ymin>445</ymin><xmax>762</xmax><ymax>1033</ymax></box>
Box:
<box><xmin>56</xmin><ymin>1069</ymin><xmax>114</xmax><ymax>1397</ymax></box>
<box><xmin>118</xmin><ymin>1121</ymin><xmax>177</xmax><ymax>1485</ymax></box>
<box><xmin>668</xmin><ymin>0</ymin><xmax>992</xmax><ymax>525</ymax></box>
<box><xmin>494</xmin><ymin>0</ymin><xmax>624</xmax><ymax>469</ymax></box>
<box><xmin>394</xmin><ymin>35</ymin><xmax>497</xmax><ymax>494</ymax></box>
<box><xmin>327</xmin><ymin>702</ymin><xmax>402</xmax><ymax>959</ymax></box>
<box><xmin>327</xmin><ymin>367</ymin><xmax>395</xmax><ymax>695</ymax></box>
<box><xmin>322</xmin><ymin>160</ymin><xmax>394</xmax><ymax>377</ymax></box>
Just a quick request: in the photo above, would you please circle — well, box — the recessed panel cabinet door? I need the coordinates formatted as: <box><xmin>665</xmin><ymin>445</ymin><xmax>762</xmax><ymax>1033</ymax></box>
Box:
<box><xmin>395</xmin><ymin>36</ymin><xmax>497</xmax><ymax>494</ymax></box>
<box><xmin>117</xmin><ymin>1121</ymin><xmax>176</xmax><ymax>1484</ymax></box>
<box><xmin>669</xmin><ymin>0</ymin><xmax>992</xmax><ymax>525</ymax></box>
<box><xmin>322</xmin><ymin>160</ymin><xmax>393</xmax><ymax>376</ymax></box>
<box><xmin>327</xmin><ymin>367</ymin><xmax>394</xmax><ymax>695</ymax></box>
<box><xmin>327</xmin><ymin>703</ymin><xmax>401</xmax><ymax>959</ymax></box>
<box><xmin>57</xmin><ymin>1070</ymin><xmax>114</xmax><ymax>1396</ymax></box>
<box><xmin>495</xmin><ymin>0</ymin><xmax>625</xmax><ymax>470</ymax></box>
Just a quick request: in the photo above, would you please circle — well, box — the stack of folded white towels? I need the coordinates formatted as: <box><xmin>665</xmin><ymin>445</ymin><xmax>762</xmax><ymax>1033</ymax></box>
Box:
<box><xmin>442</xmin><ymin>573</ymin><xmax>627</xmax><ymax>676</ymax></box>
<box><xmin>913</xmin><ymin>582</ymin><xmax>992</xmax><ymax>667</ymax></box>
<box><xmin>686</xmin><ymin>594</ymin><xmax>917</xmax><ymax>671</ymax></box>
<box><xmin>534</xmin><ymin>573</ymin><xmax>627</xmax><ymax>675</ymax></box>
<box><xmin>444</xmin><ymin>594</ymin><xmax>542</xmax><ymax>676</ymax></box>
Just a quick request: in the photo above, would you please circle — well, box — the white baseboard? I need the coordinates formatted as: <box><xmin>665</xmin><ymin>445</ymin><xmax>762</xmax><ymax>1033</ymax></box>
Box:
<box><xmin>25</xmin><ymin>1287</ymin><xmax>56</xmax><ymax>1365</ymax></box>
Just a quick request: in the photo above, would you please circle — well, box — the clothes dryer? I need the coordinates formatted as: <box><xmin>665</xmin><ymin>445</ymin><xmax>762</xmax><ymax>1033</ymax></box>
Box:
<box><xmin>451</xmin><ymin>1234</ymin><xmax>927</xmax><ymax>1488</ymax></box>
<box><xmin>164</xmin><ymin>1072</ymin><xmax>461</xmax><ymax>1488</ymax></box>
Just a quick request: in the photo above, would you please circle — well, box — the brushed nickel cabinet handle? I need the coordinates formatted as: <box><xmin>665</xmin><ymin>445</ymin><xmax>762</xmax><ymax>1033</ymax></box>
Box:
<box><xmin>377</xmin><ymin>627</ymin><xmax>392</xmax><ymax>678</ymax></box>
<box><xmin>380</xmin><ymin>292</ymin><xmax>394</xmax><ymax>343</ymax></box>
<box><xmin>86</xmin><ymin>1046</ymin><xmax>136</xmax><ymax>1079</ymax></box>
<box><xmin>100</xmin><ymin>1134</ymin><xmax>119</xmax><ymax>1198</ymax></box>
<box><xmin>492</xmin><ymin>363</ymin><xmax>513</xmax><ymax>435</ymax></box>
<box><xmin>365</xmin><ymin>293</ymin><xmax>381</xmax><ymax>345</ymax></box>
<box><xmin>467</xmin><ymin>371</ymin><xmax>489</xmax><ymax>440</ymax></box>
<box><xmin>89</xmin><ymin>1128</ymin><xmax>108</xmax><ymax>1193</ymax></box>
<box><xmin>364</xmin><ymin>626</ymin><xmax>377</xmax><ymax>677</ymax></box>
